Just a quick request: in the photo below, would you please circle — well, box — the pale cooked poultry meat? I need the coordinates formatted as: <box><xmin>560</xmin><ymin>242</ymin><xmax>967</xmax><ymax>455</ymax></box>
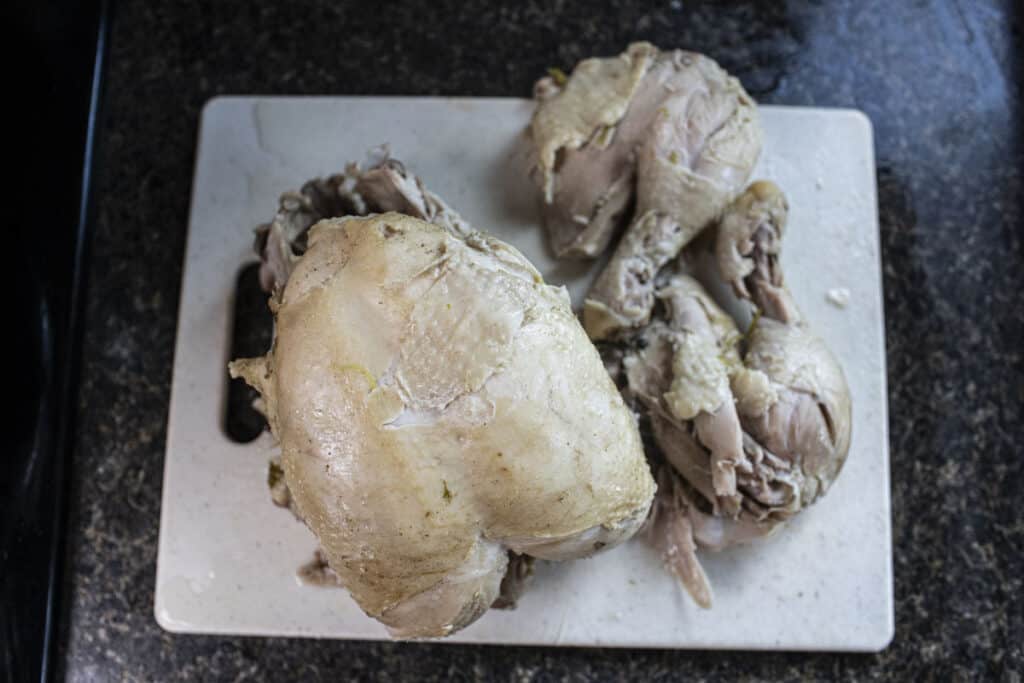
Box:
<box><xmin>716</xmin><ymin>181</ymin><xmax>852</xmax><ymax>506</ymax></box>
<box><xmin>530</xmin><ymin>43</ymin><xmax>667</xmax><ymax>259</ymax></box>
<box><xmin>623</xmin><ymin>278</ymin><xmax>763</xmax><ymax>606</ymax></box>
<box><xmin>528</xmin><ymin>42</ymin><xmax>761</xmax><ymax>340</ymax></box>
<box><xmin>622</xmin><ymin>181</ymin><xmax>852</xmax><ymax>606</ymax></box>
<box><xmin>231</xmin><ymin>156</ymin><xmax>656</xmax><ymax>638</ymax></box>
<box><xmin>624</xmin><ymin>276</ymin><xmax>747</xmax><ymax>516</ymax></box>
<box><xmin>583</xmin><ymin>53</ymin><xmax>761</xmax><ymax>340</ymax></box>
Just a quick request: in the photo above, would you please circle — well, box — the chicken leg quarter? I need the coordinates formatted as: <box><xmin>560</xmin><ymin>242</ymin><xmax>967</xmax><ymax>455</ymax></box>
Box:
<box><xmin>624</xmin><ymin>181</ymin><xmax>852</xmax><ymax>606</ymax></box>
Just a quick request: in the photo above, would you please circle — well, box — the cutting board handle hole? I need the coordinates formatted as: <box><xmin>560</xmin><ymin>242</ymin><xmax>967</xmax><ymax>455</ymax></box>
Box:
<box><xmin>224</xmin><ymin>262</ymin><xmax>273</xmax><ymax>443</ymax></box>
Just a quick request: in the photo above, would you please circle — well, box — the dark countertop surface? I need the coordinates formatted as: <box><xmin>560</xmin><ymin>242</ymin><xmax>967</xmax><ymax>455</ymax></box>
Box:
<box><xmin>61</xmin><ymin>1</ymin><xmax>1021</xmax><ymax>680</ymax></box>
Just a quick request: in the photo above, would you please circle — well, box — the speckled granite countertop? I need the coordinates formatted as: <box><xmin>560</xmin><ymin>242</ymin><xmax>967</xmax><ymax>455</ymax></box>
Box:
<box><xmin>60</xmin><ymin>1</ymin><xmax>1021</xmax><ymax>680</ymax></box>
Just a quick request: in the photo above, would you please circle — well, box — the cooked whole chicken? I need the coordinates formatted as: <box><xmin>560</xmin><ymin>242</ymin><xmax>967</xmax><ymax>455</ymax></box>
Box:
<box><xmin>624</xmin><ymin>181</ymin><xmax>852</xmax><ymax>606</ymax></box>
<box><xmin>230</xmin><ymin>156</ymin><xmax>656</xmax><ymax>638</ymax></box>
<box><xmin>528</xmin><ymin>42</ymin><xmax>762</xmax><ymax>340</ymax></box>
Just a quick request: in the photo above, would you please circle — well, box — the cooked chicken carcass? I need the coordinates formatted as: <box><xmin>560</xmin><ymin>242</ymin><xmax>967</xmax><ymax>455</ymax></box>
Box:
<box><xmin>255</xmin><ymin>153</ymin><xmax>474</xmax><ymax>293</ymax></box>
<box><xmin>231</xmin><ymin>157</ymin><xmax>656</xmax><ymax>638</ymax></box>
<box><xmin>622</xmin><ymin>181</ymin><xmax>851</xmax><ymax>606</ymax></box>
<box><xmin>528</xmin><ymin>42</ymin><xmax>761</xmax><ymax>339</ymax></box>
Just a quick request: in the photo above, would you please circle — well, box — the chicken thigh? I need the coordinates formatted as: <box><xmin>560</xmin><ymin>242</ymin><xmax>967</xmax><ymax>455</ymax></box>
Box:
<box><xmin>527</xmin><ymin>42</ymin><xmax>761</xmax><ymax>340</ymax></box>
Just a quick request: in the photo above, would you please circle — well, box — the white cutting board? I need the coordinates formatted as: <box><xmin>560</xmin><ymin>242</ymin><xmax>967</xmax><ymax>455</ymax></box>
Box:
<box><xmin>156</xmin><ymin>97</ymin><xmax>893</xmax><ymax>651</ymax></box>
